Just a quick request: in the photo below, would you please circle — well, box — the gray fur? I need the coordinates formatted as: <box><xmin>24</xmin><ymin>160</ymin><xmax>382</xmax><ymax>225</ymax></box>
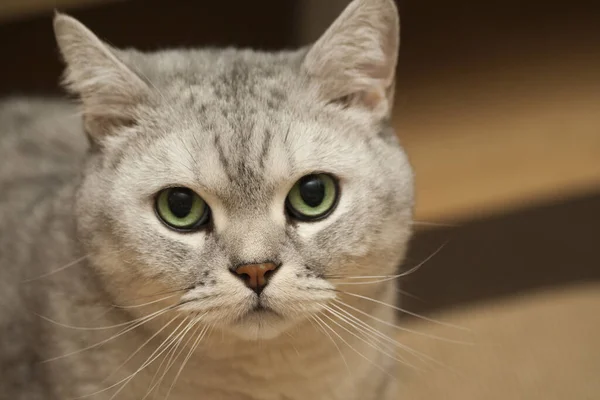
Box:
<box><xmin>0</xmin><ymin>0</ymin><xmax>414</xmax><ymax>399</ymax></box>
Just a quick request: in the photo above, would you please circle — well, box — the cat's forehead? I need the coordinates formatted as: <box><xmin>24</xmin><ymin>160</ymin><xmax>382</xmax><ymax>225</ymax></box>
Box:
<box><xmin>126</xmin><ymin>49</ymin><xmax>317</xmax><ymax>138</ymax></box>
<box><xmin>124</xmin><ymin>48</ymin><xmax>305</xmax><ymax>112</ymax></box>
<box><xmin>127</xmin><ymin>105</ymin><xmax>294</xmax><ymax>210</ymax></box>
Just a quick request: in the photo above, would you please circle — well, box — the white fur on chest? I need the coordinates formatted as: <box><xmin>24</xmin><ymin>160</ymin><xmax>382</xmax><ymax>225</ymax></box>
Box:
<box><xmin>147</xmin><ymin>329</ymin><xmax>389</xmax><ymax>400</ymax></box>
<box><xmin>170</xmin><ymin>300</ymin><xmax>397</xmax><ymax>400</ymax></box>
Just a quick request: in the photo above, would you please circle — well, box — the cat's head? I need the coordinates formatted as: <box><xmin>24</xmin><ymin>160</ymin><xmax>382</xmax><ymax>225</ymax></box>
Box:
<box><xmin>55</xmin><ymin>0</ymin><xmax>413</xmax><ymax>340</ymax></box>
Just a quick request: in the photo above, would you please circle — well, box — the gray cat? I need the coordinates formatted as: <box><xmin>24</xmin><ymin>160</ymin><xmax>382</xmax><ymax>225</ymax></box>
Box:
<box><xmin>0</xmin><ymin>0</ymin><xmax>414</xmax><ymax>398</ymax></box>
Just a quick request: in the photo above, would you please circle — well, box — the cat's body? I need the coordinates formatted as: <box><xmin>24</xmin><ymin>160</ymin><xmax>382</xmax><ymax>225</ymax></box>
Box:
<box><xmin>0</xmin><ymin>98</ymin><xmax>90</xmax><ymax>398</ymax></box>
<box><xmin>0</xmin><ymin>1</ymin><xmax>412</xmax><ymax>399</ymax></box>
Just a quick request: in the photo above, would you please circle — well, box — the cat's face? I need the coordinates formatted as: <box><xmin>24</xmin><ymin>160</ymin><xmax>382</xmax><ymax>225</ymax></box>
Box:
<box><xmin>58</xmin><ymin>0</ymin><xmax>412</xmax><ymax>339</ymax></box>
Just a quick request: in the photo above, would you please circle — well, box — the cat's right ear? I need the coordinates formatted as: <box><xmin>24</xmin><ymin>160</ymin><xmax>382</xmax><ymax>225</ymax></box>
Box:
<box><xmin>53</xmin><ymin>13</ymin><xmax>150</xmax><ymax>139</ymax></box>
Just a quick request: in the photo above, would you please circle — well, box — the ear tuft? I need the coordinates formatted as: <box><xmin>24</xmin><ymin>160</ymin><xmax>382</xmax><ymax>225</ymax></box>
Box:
<box><xmin>54</xmin><ymin>13</ymin><xmax>150</xmax><ymax>138</ymax></box>
<box><xmin>302</xmin><ymin>0</ymin><xmax>399</xmax><ymax>118</ymax></box>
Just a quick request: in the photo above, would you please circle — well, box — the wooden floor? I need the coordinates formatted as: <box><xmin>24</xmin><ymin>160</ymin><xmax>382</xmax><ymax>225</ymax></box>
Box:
<box><xmin>394</xmin><ymin>283</ymin><xmax>600</xmax><ymax>399</ymax></box>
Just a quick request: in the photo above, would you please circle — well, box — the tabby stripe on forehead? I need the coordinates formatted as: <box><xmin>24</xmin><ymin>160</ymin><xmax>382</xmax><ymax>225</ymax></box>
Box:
<box><xmin>213</xmin><ymin>133</ymin><xmax>235</xmax><ymax>182</ymax></box>
<box><xmin>258</xmin><ymin>129</ymin><xmax>273</xmax><ymax>170</ymax></box>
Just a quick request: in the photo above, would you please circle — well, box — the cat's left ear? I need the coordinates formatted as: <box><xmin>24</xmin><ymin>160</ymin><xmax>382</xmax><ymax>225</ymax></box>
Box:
<box><xmin>53</xmin><ymin>13</ymin><xmax>151</xmax><ymax>139</ymax></box>
<box><xmin>302</xmin><ymin>0</ymin><xmax>399</xmax><ymax>119</ymax></box>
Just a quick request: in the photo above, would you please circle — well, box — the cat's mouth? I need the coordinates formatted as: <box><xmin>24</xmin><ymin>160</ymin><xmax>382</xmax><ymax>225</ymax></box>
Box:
<box><xmin>226</xmin><ymin>302</ymin><xmax>293</xmax><ymax>340</ymax></box>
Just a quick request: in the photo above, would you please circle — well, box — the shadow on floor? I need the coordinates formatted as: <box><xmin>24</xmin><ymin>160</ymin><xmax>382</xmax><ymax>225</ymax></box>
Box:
<box><xmin>400</xmin><ymin>191</ymin><xmax>600</xmax><ymax>315</ymax></box>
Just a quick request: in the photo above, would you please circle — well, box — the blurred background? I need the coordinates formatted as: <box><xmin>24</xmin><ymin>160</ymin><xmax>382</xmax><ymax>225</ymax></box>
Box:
<box><xmin>1</xmin><ymin>0</ymin><xmax>598</xmax><ymax>315</ymax></box>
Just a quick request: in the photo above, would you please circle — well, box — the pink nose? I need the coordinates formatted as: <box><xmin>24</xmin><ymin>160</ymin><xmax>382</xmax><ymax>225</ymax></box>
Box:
<box><xmin>234</xmin><ymin>263</ymin><xmax>278</xmax><ymax>294</ymax></box>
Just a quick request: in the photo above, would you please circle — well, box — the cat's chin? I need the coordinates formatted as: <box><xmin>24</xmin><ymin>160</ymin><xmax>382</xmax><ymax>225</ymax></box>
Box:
<box><xmin>225</xmin><ymin>309</ymin><xmax>296</xmax><ymax>341</ymax></box>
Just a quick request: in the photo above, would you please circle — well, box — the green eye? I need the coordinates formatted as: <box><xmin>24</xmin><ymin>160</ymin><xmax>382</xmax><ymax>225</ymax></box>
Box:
<box><xmin>286</xmin><ymin>174</ymin><xmax>339</xmax><ymax>221</ymax></box>
<box><xmin>155</xmin><ymin>187</ymin><xmax>209</xmax><ymax>231</ymax></box>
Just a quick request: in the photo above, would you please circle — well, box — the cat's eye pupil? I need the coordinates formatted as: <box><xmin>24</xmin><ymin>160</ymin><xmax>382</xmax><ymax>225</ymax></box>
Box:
<box><xmin>167</xmin><ymin>188</ymin><xmax>194</xmax><ymax>218</ymax></box>
<box><xmin>299</xmin><ymin>176</ymin><xmax>326</xmax><ymax>207</ymax></box>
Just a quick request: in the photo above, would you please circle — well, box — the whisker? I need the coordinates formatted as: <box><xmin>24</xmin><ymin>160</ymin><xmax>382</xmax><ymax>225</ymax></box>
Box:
<box><xmin>313</xmin><ymin>314</ymin><xmax>394</xmax><ymax>380</ymax></box>
<box><xmin>42</xmin><ymin>305</ymin><xmax>176</xmax><ymax>363</ymax></box>
<box><xmin>327</xmin><ymin>302</ymin><xmax>456</xmax><ymax>371</ymax></box>
<box><xmin>309</xmin><ymin>316</ymin><xmax>352</xmax><ymax>378</ymax></box>
<box><xmin>124</xmin><ymin>286</ymin><xmax>193</xmax><ymax>303</ymax></box>
<box><xmin>333</xmin><ymin>299</ymin><xmax>474</xmax><ymax>345</ymax></box>
<box><xmin>112</xmin><ymin>293</ymin><xmax>180</xmax><ymax>309</ymax></box>
<box><xmin>412</xmin><ymin>220</ymin><xmax>457</xmax><ymax>228</ymax></box>
<box><xmin>143</xmin><ymin>340</ymin><xmax>182</xmax><ymax>400</ymax></box>
<box><xmin>342</xmin><ymin>318</ymin><xmax>408</xmax><ymax>367</ymax></box>
<box><xmin>36</xmin><ymin>303</ymin><xmax>177</xmax><ymax>332</ymax></box>
<box><xmin>338</xmin><ymin>290</ymin><xmax>470</xmax><ymax>331</ymax></box>
<box><xmin>22</xmin><ymin>247</ymin><xmax>130</xmax><ymax>284</ymax></box>
<box><xmin>330</xmin><ymin>242</ymin><xmax>447</xmax><ymax>285</ymax></box>
<box><xmin>124</xmin><ymin>317</ymin><xmax>199</xmax><ymax>398</ymax></box>
<box><xmin>327</xmin><ymin>303</ymin><xmax>422</xmax><ymax>360</ymax></box>
<box><xmin>100</xmin><ymin>315</ymin><xmax>183</xmax><ymax>386</ymax></box>
<box><xmin>145</xmin><ymin>334</ymin><xmax>190</xmax><ymax>400</ymax></box>
<box><xmin>395</xmin><ymin>287</ymin><xmax>425</xmax><ymax>302</ymax></box>
<box><xmin>21</xmin><ymin>255</ymin><xmax>89</xmax><ymax>283</ymax></box>
<box><xmin>322</xmin><ymin>306</ymin><xmax>421</xmax><ymax>371</ymax></box>
<box><xmin>144</xmin><ymin>315</ymin><xmax>206</xmax><ymax>400</ymax></box>
<box><xmin>165</xmin><ymin>323</ymin><xmax>211</xmax><ymax>400</ymax></box>
<box><xmin>76</xmin><ymin>315</ymin><xmax>197</xmax><ymax>400</ymax></box>
<box><xmin>284</xmin><ymin>332</ymin><xmax>301</xmax><ymax>358</ymax></box>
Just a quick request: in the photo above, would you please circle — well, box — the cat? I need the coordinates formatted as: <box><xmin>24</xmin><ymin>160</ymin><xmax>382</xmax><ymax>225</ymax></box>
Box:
<box><xmin>0</xmin><ymin>0</ymin><xmax>414</xmax><ymax>399</ymax></box>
